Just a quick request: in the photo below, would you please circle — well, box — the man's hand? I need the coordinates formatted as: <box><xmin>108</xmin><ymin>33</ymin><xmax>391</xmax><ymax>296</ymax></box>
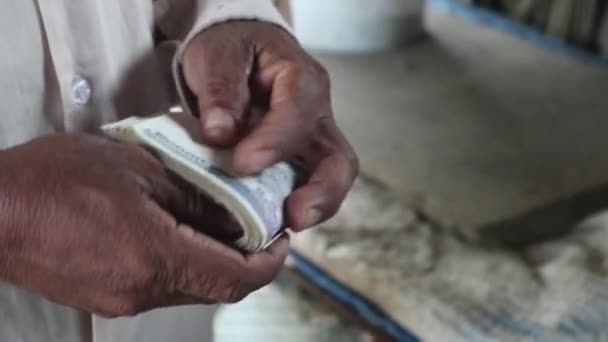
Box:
<box><xmin>183</xmin><ymin>21</ymin><xmax>359</xmax><ymax>231</ymax></box>
<box><xmin>0</xmin><ymin>134</ymin><xmax>289</xmax><ymax>317</ymax></box>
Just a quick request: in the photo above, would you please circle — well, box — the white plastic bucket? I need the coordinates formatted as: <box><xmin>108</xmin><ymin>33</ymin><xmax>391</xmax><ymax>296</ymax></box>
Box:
<box><xmin>290</xmin><ymin>0</ymin><xmax>425</xmax><ymax>53</ymax></box>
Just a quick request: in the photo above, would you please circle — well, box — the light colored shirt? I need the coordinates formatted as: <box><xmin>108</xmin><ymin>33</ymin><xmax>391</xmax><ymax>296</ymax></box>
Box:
<box><xmin>0</xmin><ymin>1</ymin><xmax>289</xmax><ymax>341</ymax></box>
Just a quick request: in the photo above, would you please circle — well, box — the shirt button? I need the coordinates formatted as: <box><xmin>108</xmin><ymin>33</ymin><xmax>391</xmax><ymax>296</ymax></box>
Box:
<box><xmin>71</xmin><ymin>75</ymin><xmax>91</xmax><ymax>105</ymax></box>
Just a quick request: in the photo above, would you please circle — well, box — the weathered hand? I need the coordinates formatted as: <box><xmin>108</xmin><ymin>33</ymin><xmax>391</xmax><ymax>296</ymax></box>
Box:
<box><xmin>183</xmin><ymin>21</ymin><xmax>359</xmax><ymax>231</ymax></box>
<box><xmin>0</xmin><ymin>134</ymin><xmax>289</xmax><ymax>317</ymax></box>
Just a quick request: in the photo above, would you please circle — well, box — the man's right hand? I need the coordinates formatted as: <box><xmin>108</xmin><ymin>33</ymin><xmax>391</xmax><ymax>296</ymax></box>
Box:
<box><xmin>0</xmin><ymin>133</ymin><xmax>288</xmax><ymax>317</ymax></box>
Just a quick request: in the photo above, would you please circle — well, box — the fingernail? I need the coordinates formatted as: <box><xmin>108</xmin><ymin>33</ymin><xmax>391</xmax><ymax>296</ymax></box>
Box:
<box><xmin>302</xmin><ymin>209</ymin><xmax>322</xmax><ymax>229</ymax></box>
<box><xmin>204</xmin><ymin>109</ymin><xmax>234</xmax><ymax>137</ymax></box>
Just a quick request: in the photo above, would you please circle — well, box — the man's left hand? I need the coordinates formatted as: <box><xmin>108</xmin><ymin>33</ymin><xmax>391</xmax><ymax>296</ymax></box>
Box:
<box><xmin>182</xmin><ymin>21</ymin><xmax>359</xmax><ymax>231</ymax></box>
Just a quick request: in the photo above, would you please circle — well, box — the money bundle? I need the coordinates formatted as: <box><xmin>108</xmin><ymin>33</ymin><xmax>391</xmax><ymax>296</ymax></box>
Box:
<box><xmin>101</xmin><ymin>113</ymin><xmax>296</xmax><ymax>253</ymax></box>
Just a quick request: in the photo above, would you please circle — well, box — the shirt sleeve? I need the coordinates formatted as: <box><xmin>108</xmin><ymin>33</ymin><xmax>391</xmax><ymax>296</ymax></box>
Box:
<box><xmin>154</xmin><ymin>0</ymin><xmax>292</xmax><ymax>115</ymax></box>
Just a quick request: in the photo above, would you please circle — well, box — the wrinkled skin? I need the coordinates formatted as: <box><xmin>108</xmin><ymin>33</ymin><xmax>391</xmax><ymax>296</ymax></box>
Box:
<box><xmin>0</xmin><ymin>20</ymin><xmax>357</xmax><ymax>318</ymax></box>
<box><xmin>0</xmin><ymin>134</ymin><xmax>289</xmax><ymax>317</ymax></box>
<box><xmin>183</xmin><ymin>21</ymin><xmax>359</xmax><ymax>231</ymax></box>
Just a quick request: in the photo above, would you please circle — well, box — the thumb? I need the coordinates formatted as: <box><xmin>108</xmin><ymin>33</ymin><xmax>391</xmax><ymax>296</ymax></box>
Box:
<box><xmin>183</xmin><ymin>31</ymin><xmax>254</xmax><ymax>147</ymax></box>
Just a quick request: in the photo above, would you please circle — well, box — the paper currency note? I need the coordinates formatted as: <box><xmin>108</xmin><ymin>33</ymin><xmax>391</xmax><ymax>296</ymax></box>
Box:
<box><xmin>101</xmin><ymin>113</ymin><xmax>296</xmax><ymax>252</ymax></box>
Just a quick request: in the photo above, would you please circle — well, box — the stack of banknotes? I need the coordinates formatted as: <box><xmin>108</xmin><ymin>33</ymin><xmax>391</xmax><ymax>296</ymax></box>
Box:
<box><xmin>102</xmin><ymin>113</ymin><xmax>296</xmax><ymax>253</ymax></box>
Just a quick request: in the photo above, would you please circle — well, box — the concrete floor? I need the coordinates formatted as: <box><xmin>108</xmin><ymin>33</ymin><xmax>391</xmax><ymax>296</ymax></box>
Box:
<box><xmin>216</xmin><ymin>6</ymin><xmax>608</xmax><ymax>341</ymax></box>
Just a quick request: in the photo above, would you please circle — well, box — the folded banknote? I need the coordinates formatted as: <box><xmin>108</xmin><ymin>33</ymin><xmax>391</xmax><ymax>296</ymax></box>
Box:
<box><xmin>101</xmin><ymin>113</ymin><xmax>296</xmax><ymax>253</ymax></box>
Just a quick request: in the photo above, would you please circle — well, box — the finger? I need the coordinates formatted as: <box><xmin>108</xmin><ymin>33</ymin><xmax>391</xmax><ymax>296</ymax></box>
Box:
<box><xmin>113</xmin><ymin>143</ymin><xmax>185</xmax><ymax>209</ymax></box>
<box><xmin>232</xmin><ymin>62</ymin><xmax>319</xmax><ymax>175</ymax></box>
<box><xmin>190</xmin><ymin>201</ymin><xmax>243</xmax><ymax>243</ymax></box>
<box><xmin>233</xmin><ymin>60</ymin><xmax>330</xmax><ymax>175</ymax></box>
<box><xmin>233</xmin><ymin>101</ymin><xmax>307</xmax><ymax>175</ymax></box>
<box><xmin>173</xmin><ymin>225</ymin><xmax>289</xmax><ymax>303</ymax></box>
<box><xmin>121</xmin><ymin>145</ymin><xmax>241</xmax><ymax>239</ymax></box>
<box><xmin>241</xmin><ymin>235</ymin><xmax>290</xmax><ymax>291</ymax></box>
<box><xmin>183</xmin><ymin>33</ymin><xmax>254</xmax><ymax>146</ymax></box>
<box><xmin>127</xmin><ymin>153</ymin><xmax>244</xmax><ymax>242</ymax></box>
<box><xmin>287</xmin><ymin>131</ymin><xmax>358</xmax><ymax>231</ymax></box>
<box><xmin>164</xmin><ymin>173</ymin><xmax>244</xmax><ymax>241</ymax></box>
<box><xmin>106</xmin><ymin>141</ymin><xmax>166</xmax><ymax>178</ymax></box>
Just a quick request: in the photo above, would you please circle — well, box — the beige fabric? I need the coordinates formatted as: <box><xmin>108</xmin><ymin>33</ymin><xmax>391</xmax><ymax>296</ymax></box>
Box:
<box><xmin>0</xmin><ymin>1</ymin><xmax>288</xmax><ymax>341</ymax></box>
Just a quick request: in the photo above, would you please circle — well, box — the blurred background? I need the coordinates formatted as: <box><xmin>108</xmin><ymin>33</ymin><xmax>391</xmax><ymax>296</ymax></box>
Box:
<box><xmin>217</xmin><ymin>1</ymin><xmax>608</xmax><ymax>341</ymax></box>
